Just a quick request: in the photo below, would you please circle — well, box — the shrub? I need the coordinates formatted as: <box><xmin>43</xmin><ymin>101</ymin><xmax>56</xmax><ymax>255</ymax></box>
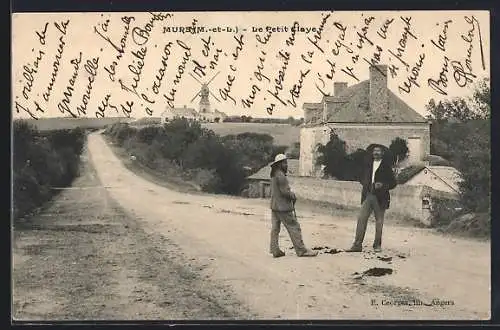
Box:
<box><xmin>156</xmin><ymin>119</ymin><xmax>211</xmax><ymax>163</ymax></box>
<box><xmin>317</xmin><ymin>133</ymin><xmax>411</xmax><ymax>182</ymax></box>
<box><xmin>430</xmin><ymin>197</ymin><xmax>463</xmax><ymax>227</ymax></box>
<box><xmin>343</xmin><ymin>148</ymin><xmax>367</xmax><ymax>181</ymax></box>
<box><xmin>104</xmin><ymin>122</ymin><xmax>137</xmax><ymax>146</ymax></box>
<box><xmin>115</xmin><ymin>125</ymin><xmax>137</xmax><ymax>146</ymax></box>
<box><xmin>13</xmin><ymin>120</ymin><xmax>86</xmax><ymax>221</ymax></box>
<box><xmin>441</xmin><ymin>212</ymin><xmax>490</xmax><ymax>238</ymax></box>
<box><xmin>13</xmin><ymin>120</ymin><xmax>37</xmax><ymax>168</ymax></box>
<box><xmin>454</xmin><ymin>120</ymin><xmax>490</xmax><ymax>213</ymax></box>
<box><xmin>181</xmin><ymin>133</ymin><xmax>246</xmax><ymax>194</ymax></box>
<box><xmin>190</xmin><ymin>168</ymin><xmax>221</xmax><ymax>192</ymax></box>
<box><xmin>136</xmin><ymin>125</ymin><xmax>164</xmax><ymax>144</ymax></box>
<box><xmin>222</xmin><ymin>133</ymin><xmax>278</xmax><ymax>173</ymax></box>
<box><xmin>212</xmin><ymin>147</ymin><xmax>246</xmax><ymax>194</ymax></box>
<box><xmin>45</xmin><ymin>127</ymin><xmax>85</xmax><ymax>155</ymax></box>
<box><xmin>109</xmin><ymin>117</ymin><xmax>249</xmax><ymax>195</ymax></box>
<box><xmin>316</xmin><ymin>131</ymin><xmax>348</xmax><ymax>179</ymax></box>
<box><xmin>182</xmin><ymin>134</ymin><xmax>225</xmax><ymax>170</ymax></box>
<box><xmin>389</xmin><ymin>137</ymin><xmax>409</xmax><ymax>166</ymax></box>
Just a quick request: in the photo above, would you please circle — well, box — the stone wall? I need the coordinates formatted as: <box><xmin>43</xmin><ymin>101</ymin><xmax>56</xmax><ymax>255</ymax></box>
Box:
<box><xmin>288</xmin><ymin>177</ymin><xmax>440</xmax><ymax>224</ymax></box>
<box><xmin>246</xmin><ymin>176</ymin><xmax>458</xmax><ymax>226</ymax></box>
<box><xmin>299</xmin><ymin>126</ymin><xmax>331</xmax><ymax>176</ymax></box>
<box><xmin>299</xmin><ymin>123</ymin><xmax>431</xmax><ymax>176</ymax></box>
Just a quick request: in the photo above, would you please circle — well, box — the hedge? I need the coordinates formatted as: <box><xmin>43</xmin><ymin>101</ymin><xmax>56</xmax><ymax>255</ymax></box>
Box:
<box><xmin>13</xmin><ymin>120</ymin><xmax>86</xmax><ymax>221</ymax></box>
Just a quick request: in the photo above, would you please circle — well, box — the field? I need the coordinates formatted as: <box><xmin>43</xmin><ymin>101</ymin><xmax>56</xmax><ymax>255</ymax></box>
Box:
<box><xmin>130</xmin><ymin>121</ymin><xmax>301</xmax><ymax>146</ymax></box>
<box><xmin>20</xmin><ymin>117</ymin><xmax>132</xmax><ymax>131</ymax></box>
<box><xmin>202</xmin><ymin>123</ymin><xmax>300</xmax><ymax>146</ymax></box>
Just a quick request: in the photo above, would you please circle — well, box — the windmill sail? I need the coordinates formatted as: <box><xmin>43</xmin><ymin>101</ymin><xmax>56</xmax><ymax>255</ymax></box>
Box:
<box><xmin>190</xmin><ymin>90</ymin><xmax>201</xmax><ymax>103</ymax></box>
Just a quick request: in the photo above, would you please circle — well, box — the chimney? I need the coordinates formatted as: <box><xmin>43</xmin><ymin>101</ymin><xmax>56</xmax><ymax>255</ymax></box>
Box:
<box><xmin>369</xmin><ymin>64</ymin><xmax>389</xmax><ymax>116</ymax></box>
<box><xmin>334</xmin><ymin>82</ymin><xmax>348</xmax><ymax>96</ymax></box>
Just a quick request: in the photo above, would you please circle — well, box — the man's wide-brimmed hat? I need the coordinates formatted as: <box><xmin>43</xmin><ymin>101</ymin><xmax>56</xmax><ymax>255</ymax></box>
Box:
<box><xmin>270</xmin><ymin>153</ymin><xmax>287</xmax><ymax>167</ymax></box>
<box><xmin>366</xmin><ymin>143</ymin><xmax>388</xmax><ymax>152</ymax></box>
<box><xmin>365</xmin><ymin>143</ymin><xmax>393</xmax><ymax>163</ymax></box>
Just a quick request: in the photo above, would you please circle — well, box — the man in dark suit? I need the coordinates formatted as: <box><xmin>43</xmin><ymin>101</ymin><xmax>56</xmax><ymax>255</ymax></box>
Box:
<box><xmin>269</xmin><ymin>154</ymin><xmax>318</xmax><ymax>258</ymax></box>
<box><xmin>346</xmin><ymin>144</ymin><xmax>397</xmax><ymax>253</ymax></box>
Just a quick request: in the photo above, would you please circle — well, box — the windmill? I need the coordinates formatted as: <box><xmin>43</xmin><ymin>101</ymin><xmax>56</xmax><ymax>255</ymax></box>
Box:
<box><xmin>189</xmin><ymin>71</ymin><xmax>221</xmax><ymax>114</ymax></box>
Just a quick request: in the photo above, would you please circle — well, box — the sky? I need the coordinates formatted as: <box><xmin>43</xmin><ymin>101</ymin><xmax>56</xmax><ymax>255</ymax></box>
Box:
<box><xmin>11</xmin><ymin>10</ymin><xmax>490</xmax><ymax>119</ymax></box>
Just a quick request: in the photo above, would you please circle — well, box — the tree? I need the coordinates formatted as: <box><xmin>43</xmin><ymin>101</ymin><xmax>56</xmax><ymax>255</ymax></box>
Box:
<box><xmin>471</xmin><ymin>78</ymin><xmax>491</xmax><ymax>120</ymax></box>
<box><xmin>240</xmin><ymin>115</ymin><xmax>253</xmax><ymax>123</ymax></box>
<box><xmin>316</xmin><ymin>130</ymin><xmax>348</xmax><ymax>179</ymax></box>
<box><xmin>426</xmin><ymin>78</ymin><xmax>490</xmax><ymax>122</ymax></box>
<box><xmin>13</xmin><ymin>120</ymin><xmax>37</xmax><ymax>168</ymax></box>
<box><xmin>425</xmin><ymin>78</ymin><xmax>490</xmax><ymax>214</ymax></box>
<box><xmin>425</xmin><ymin>99</ymin><xmax>447</xmax><ymax>121</ymax></box>
<box><xmin>221</xmin><ymin>133</ymin><xmax>276</xmax><ymax>172</ymax></box>
<box><xmin>343</xmin><ymin>148</ymin><xmax>367</xmax><ymax>181</ymax></box>
<box><xmin>389</xmin><ymin>137</ymin><xmax>409</xmax><ymax>167</ymax></box>
<box><xmin>157</xmin><ymin>118</ymin><xmax>212</xmax><ymax>164</ymax></box>
<box><xmin>454</xmin><ymin>120</ymin><xmax>490</xmax><ymax>212</ymax></box>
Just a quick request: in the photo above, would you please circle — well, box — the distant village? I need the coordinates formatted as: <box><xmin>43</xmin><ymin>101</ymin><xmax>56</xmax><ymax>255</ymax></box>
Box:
<box><xmin>160</xmin><ymin>105</ymin><xmax>228</xmax><ymax>123</ymax></box>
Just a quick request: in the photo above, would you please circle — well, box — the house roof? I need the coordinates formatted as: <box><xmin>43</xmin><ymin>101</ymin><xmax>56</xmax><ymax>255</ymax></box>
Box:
<box><xmin>303</xmin><ymin>102</ymin><xmax>322</xmax><ymax>110</ymax></box>
<box><xmin>426</xmin><ymin>166</ymin><xmax>462</xmax><ymax>193</ymax></box>
<box><xmin>423</xmin><ymin>154</ymin><xmax>451</xmax><ymax>166</ymax></box>
<box><xmin>162</xmin><ymin>107</ymin><xmax>198</xmax><ymax>117</ymax></box>
<box><xmin>213</xmin><ymin>109</ymin><xmax>227</xmax><ymax>116</ymax></box>
<box><xmin>397</xmin><ymin>164</ymin><xmax>426</xmax><ymax>184</ymax></box>
<box><xmin>324</xmin><ymin>80</ymin><xmax>428</xmax><ymax>123</ymax></box>
<box><xmin>248</xmin><ymin>159</ymin><xmax>300</xmax><ymax>180</ymax></box>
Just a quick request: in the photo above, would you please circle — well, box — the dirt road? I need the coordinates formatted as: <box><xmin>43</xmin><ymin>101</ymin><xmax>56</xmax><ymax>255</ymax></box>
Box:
<box><xmin>12</xmin><ymin>142</ymin><xmax>252</xmax><ymax>320</ymax></box>
<box><xmin>13</xmin><ymin>132</ymin><xmax>491</xmax><ymax>320</ymax></box>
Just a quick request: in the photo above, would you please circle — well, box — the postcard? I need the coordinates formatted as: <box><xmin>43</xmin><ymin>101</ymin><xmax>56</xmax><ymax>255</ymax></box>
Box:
<box><xmin>12</xmin><ymin>10</ymin><xmax>491</xmax><ymax>321</ymax></box>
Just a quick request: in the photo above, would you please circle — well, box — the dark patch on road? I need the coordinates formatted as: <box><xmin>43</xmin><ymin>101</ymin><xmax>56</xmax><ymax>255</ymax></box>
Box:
<box><xmin>363</xmin><ymin>267</ymin><xmax>393</xmax><ymax>277</ymax></box>
<box><xmin>377</xmin><ymin>255</ymin><xmax>393</xmax><ymax>262</ymax></box>
<box><xmin>312</xmin><ymin>246</ymin><xmax>342</xmax><ymax>254</ymax></box>
<box><xmin>218</xmin><ymin>209</ymin><xmax>255</xmax><ymax>216</ymax></box>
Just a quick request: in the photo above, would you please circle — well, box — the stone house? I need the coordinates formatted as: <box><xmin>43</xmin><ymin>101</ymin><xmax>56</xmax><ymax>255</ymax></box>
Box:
<box><xmin>160</xmin><ymin>106</ymin><xmax>198</xmax><ymax>123</ymax></box>
<box><xmin>198</xmin><ymin>109</ymin><xmax>228</xmax><ymax>123</ymax></box>
<box><xmin>300</xmin><ymin>64</ymin><xmax>431</xmax><ymax>177</ymax></box>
